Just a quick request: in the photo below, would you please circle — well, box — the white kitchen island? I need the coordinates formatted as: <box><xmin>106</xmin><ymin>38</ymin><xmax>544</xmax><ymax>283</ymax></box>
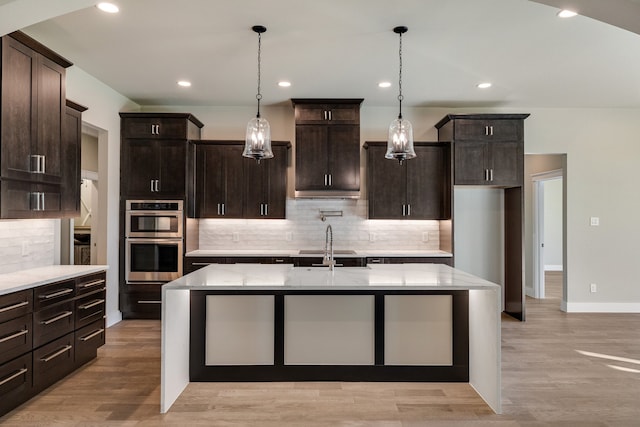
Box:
<box><xmin>161</xmin><ymin>263</ymin><xmax>501</xmax><ymax>414</ymax></box>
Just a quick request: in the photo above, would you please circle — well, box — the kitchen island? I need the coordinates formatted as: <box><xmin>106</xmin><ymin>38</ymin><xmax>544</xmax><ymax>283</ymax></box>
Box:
<box><xmin>161</xmin><ymin>263</ymin><xmax>501</xmax><ymax>413</ymax></box>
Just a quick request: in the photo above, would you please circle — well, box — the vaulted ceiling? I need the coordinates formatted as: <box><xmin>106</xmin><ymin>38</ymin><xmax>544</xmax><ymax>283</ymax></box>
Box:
<box><xmin>5</xmin><ymin>0</ymin><xmax>640</xmax><ymax>108</ymax></box>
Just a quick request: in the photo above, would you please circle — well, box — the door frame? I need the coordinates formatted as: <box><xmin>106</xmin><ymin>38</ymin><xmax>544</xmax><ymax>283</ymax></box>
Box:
<box><xmin>532</xmin><ymin>169</ymin><xmax>563</xmax><ymax>299</ymax></box>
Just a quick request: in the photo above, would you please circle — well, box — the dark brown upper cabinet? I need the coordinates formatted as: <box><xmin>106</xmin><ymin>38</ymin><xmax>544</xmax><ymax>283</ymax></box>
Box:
<box><xmin>193</xmin><ymin>140</ymin><xmax>290</xmax><ymax>219</ymax></box>
<box><xmin>365</xmin><ymin>141</ymin><xmax>451</xmax><ymax>220</ymax></box>
<box><xmin>120</xmin><ymin>113</ymin><xmax>203</xmax><ymax>199</ymax></box>
<box><xmin>0</xmin><ymin>32</ymin><xmax>74</xmax><ymax>218</ymax></box>
<box><xmin>60</xmin><ymin>100</ymin><xmax>88</xmax><ymax>217</ymax></box>
<box><xmin>244</xmin><ymin>142</ymin><xmax>290</xmax><ymax>219</ymax></box>
<box><xmin>435</xmin><ymin>114</ymin><xmax>529</xmax><ymax>187</ymax></box>
<box><xmin>292</xmin><ymin>99</ymin><xmax>363</xmax><ymax>197</ymax></box>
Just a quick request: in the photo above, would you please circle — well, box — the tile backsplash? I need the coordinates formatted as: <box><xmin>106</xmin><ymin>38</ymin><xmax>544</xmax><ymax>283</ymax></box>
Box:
<box><xmin>0</xmin><ymin>219</ymin><xmax>55</xmax><ymax>274</ymax></box>
<box><xmin>198</xmin><ymin>199</ymin><xmax>441</xmax><ymax>251</ymax></box>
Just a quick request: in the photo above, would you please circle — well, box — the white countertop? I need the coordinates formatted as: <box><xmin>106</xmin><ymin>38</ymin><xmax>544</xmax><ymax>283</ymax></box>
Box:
<box><xmin>0</xmin><ymin>265</ymin><xmax>109</xmax><ymax>296</ymax></box>
<box><xmin>185</xmin><ymin>249</ymin><xmax>453</xmax><ymax>258</ymax></box>
<box><xmin>163</xmin><ymin>263</ymin><xmax>497</xmax><ymax>291</ymax></box>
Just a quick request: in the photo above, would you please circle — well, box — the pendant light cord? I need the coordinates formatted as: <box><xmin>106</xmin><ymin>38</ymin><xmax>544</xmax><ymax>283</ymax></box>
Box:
<box><xmin>397</xmin><ymin>30</ymin><xmax>403</xmax><ymax>120</ymax></box>
<box><xmin>256</xmin><ymin>30</ymin><xmax>262</xmax><ymax>118</ymax></box>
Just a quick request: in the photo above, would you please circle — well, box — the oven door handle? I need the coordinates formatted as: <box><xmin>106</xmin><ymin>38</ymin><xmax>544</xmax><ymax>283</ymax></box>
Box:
<box><xmin>125</xmin><ymin>238</ymin><xmax>184</xmax><ymax>244</ymax></box>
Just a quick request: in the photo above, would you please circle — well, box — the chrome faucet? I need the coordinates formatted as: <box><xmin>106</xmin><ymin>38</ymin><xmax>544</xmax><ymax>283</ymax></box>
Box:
<box><xmin>323</xmin><ymin>224</ymin><xmax>335</xmax><ymax>270</ymax></box>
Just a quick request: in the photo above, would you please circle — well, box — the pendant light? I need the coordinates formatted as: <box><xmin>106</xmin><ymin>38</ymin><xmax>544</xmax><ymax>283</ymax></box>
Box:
<box><xmin>386</xmin><ymin>26</ymin><xmax>416</xmax><ymax>164</ymax></box>
<box><xmin>243</xmin><ymin>25</ymin><xmax>273</xmax><ymax>162</ymax></box>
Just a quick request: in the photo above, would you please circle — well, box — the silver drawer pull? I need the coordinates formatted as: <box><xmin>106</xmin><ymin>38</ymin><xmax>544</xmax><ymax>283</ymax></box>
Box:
<box><xmin>80</xmin><ymin>328</ymin><xmax>105</xmax><ymax>342</ymax></box>
<box><xmin>79</xmin><ymin>299</ymin><xmax>105</xmax><ymax>310</ymax></box>
<box><xmin>138</xmin><ymin>300</ymin><xmax>161</xmax><ymax>304</ymax></box>
<box><xmin>41</xmin><ymin>311</ymin><xmax>73</xmax><ymax>325</ymax></box>
<box><xmin>40</xmin><ymin>345</ymin><xmax>73</xmax><ymax>363</ymax></box>
<box><xmin>0</xmin><ymin>368</ymin><xmax>28</xmax><ymax>387</ymax></box>
<box><xmin>0</xmin><ymin>300</ymin><xmax>29</xmax><ymax>313</ymax></box>
<box><xmin>39</xmin><ymin>288</ymin><xmax>74</xmax><ymax>300</ymax></box>
<box><xmin>81</xmin><ymin>279</ymin><xmax>105</xmax><ymax>289</ymax></box>
<box><xmin>0</xmin><ymin>329</ymin><xmax>29</xmax><ymax>344</ymax></box>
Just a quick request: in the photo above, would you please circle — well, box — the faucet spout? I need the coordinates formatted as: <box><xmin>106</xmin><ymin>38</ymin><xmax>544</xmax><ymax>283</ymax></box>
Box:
<box><xmin>323</xmin><ymin>224</ymin><xmax>335</xmax><ymax>271</ymax></box>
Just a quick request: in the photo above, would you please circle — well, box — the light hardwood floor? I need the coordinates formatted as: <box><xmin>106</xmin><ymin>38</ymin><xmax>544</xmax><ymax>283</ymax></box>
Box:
<box><xmin>2</xmin><ymin>273</ymin><xmax>639</xmax><ymax>426</ymax></box>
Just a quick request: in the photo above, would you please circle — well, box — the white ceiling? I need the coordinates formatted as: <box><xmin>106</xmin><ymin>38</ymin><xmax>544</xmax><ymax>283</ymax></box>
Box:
<box><xmin>17</xmin><ymin>0</ymin><xmax>640</xmax><ymax>108</ymax></box>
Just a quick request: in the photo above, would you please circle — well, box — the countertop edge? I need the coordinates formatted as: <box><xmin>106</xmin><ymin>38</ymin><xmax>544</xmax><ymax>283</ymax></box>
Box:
<box><xmin>0</xmin><ymin>265</ymin><xmax>109</xmax><ymax>296</ymax></box>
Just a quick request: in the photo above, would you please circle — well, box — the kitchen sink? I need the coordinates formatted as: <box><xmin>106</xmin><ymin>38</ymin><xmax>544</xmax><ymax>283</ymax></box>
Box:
<box><xmin>298</xmin><ymin>249</ymin><xmax>357</xmax><ymax>255</ymax></box>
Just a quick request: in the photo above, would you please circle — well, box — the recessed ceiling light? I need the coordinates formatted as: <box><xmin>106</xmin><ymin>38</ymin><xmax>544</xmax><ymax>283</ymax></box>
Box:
<box><xmin>557</xmin><ymin>9</ymin><xmax>577</xmax><ymax>18</ymax></box>
<box><xmin>278</xmin><ymin>81</ymin><xmax>291</xmax><ymax>87</ymax></box>
<box><xmin>177</xmin><ymin>80</ymin><xmax>191</xmax><ymax>87</ymax></box>
<box><xmin>477</xmin><ymin>82</ymin><xmax>492</xmax><ymax>89</ymax></box>
<box><xmin>96</xmin><ymin>2</ymin><xmax>119</xmax><ymax>13</ymax></box>
<box><xmin>378</xmin><ymin>82</ymin><xmax>392</xmax><ymax>88</ymax></box>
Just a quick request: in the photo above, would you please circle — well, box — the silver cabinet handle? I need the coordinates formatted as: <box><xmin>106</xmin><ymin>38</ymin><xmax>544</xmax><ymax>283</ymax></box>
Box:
<box><xmin>407</xmin><ymin>204</ymin><xmax>411</xmax><ymax>216</ymax></box>
<box><xmin>328</xmin><ymin>110</ymin><xmax>332</xmax><ymax>121</ymax></box>
<box><xmin>81</xmin><ymin>279</ymin><xmax>105</xmax><ymax>289</ymax></box>
<box><xmin>369</xmin><ymin>258</ymin><xmax>382</xmax><ymax>264</ymax></box>
<box><xmin>151</xmin><ymin>124</ymin><xmax>160</xmax><ymax>135</ymax></box>
<box><xmin>40</xmin><ymin>345</ymin><xmax>72</xmax><ymax>363</ymax></box>
<box><xmin>323</xmin><ymin>110</ymin><xmax>328</xmax><ymax>120</ymax></box>
<box><xmin>217</xmin><ymin>203</ymin><xmax>221</xmax><ymax>215</ymax></box>
<box><xmin>79</xmin><ymin>299</ymin><xmax>105</xmax><ymax>310</ymax></box>
<box><xmin>0</xmin><ymin>368</ymin><xmax>28</xmax><ymax>387</ymax></box>
<box><xmin>0</xmin><ymin>300</ymin><xmax>29</xmax><ymax>314</ymax></box>
<box><xmin>274</xmin><ymin>259</ymin><xmax>285</xmax><ymax>263</ymax></box>
<box><xmin>328</xmin><ymin>174</ymin><xmax>332</xmax><ymax>186</ymax></box>
<box><xmin>30</xmin><ymin>192</ymin><xmax>46</xmax><ymax>211</ymax></box>
<box><xmin>151</xmin><ymin>180</ymin><xmax>155</xmax><ymax>192</ymax></box>
<box><xmin>484</xmin><ymin>169</ymin><xmax>489</xmax><ymax>181</ymax></box>
<box><xmin>264</xmin><ymin>204</ymin><xmax>268</xmax><ymax>216</ymax></box>
<box><xmin>30</xmin><ymin>155</ymin><xmax>46</xmax><ymax>173</ymax></box>
<box><xmin>138</xmin><ymin>300</ymin><xmax>161</xmax><ymax>304</ymax></box>
<box><xmin>489</xmin><ymin>169</ymin><xmax>494</xmax><ymax>181</ymax></box>
<box><xmin>0</xmin><ymin>329</ymin><xmax>29</xmax><ymax>344</ymax></box>
<box><xmin>222</xmin><ymin>203</ymin><xmax>225</xmax><ymax>216</ymax></box>
<box><xmin>39</xmin><ymin>288</ymin><xmax>74</xmax><ymax>300</ymax></box>
<box><xmin>490</xmin><ymin>125</ymin><xmax>494</xmax><ymax>136</ymax></box>
<box><xmin>40</xmin><ymin>311</ymin><xmax>73</xmax><ymax>325</ymax></box>
<box><xmin>80</xmin><ymin>328</ymin><xmax>105</xmax><ymax>342</ymax></box>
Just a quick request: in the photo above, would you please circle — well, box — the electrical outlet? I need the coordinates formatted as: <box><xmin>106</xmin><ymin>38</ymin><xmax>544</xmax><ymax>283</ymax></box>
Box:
<box><xmin>369</xmin><ymin>232</ymin><xmax>376</xmax><ymax>242</ymax></box>
<box><xmin>422</xmin><ymin>232</ymin><xmax>429</xmax><ymax>242</ymax></box>
<box><xmin>590</xmin><ymin>283</ymin><xmax>597</xmax><ymax>293</ymax></box>
<box><xmin>232</xmin><ymin>232</ymin><xmax>240</xmax><ymax>242</ymax></box>
<box><xmin>21</xmin><ymin>241</ymin><xmax>29</xmax><ymax>257</ymax></box>
<box><xmin>590</xmin><ymin>217</ymin><xmax>600</xmax><ymax>226</ymax></box>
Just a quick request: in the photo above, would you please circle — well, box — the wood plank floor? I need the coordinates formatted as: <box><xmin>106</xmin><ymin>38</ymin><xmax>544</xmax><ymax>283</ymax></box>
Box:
<box><xmin>2</xmin><ymin>273</ymin><xmax>639</xmax><ymax>426</ymax></box>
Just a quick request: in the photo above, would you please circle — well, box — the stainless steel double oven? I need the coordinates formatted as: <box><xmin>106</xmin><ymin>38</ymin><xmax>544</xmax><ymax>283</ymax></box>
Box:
<box><xmin>125</xmin><ymin>200</ymin><xmax>183</xmax><ymax>284</ymax></box>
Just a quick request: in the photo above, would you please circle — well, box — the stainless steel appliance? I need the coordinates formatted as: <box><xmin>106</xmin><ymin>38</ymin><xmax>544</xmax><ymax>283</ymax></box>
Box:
<box><xmin>125</xmin><ymin>200</ymin><xmax>183</xmax><ymax>283</ymax></box>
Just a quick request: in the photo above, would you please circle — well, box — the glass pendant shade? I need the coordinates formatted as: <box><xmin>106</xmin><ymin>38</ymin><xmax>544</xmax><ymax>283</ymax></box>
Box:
<box><xmin>244</xmin><ymin>116</ymin><xmax>273</xmax><ymax>160</ymax></box>
<box><xmin>386</xmin><ymin>117</ymin><xmax>416</xmax><ymax>162</ymax></box>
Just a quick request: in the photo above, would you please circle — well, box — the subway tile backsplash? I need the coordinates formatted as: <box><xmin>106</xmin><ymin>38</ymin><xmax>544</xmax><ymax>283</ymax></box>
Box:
<box><xmin>0</xmin><ymin>219</ymin><xmax>55</xmax><ymax>274</ymax></box>
<box><xmin>198</xmin><ymin>199</ymin><xmax>441</xmax><ymax>251</ymax></box>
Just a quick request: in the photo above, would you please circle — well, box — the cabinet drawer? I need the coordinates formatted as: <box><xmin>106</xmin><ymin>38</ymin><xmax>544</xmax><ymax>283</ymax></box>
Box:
<box><xmin>0</xmin><ymin>289</ymin><xmax>33</xmax><ymax>324</ymax></box>
<box><xmin>75</xmin><ymin>271</ymin><xmax>106</xmax><ymax>296</ymax></box>
<box><xmin>0</xmin><ymin>313</ymin><xmax>32</xmax><ymax>365</ymax></box>
<box><xmin>75</xmin><ymin>318</ymin><xmax>105</xmax><ymax>367</ymax></box>
<box><xmin>33</xmin><ymin>279</ymin><xmax>75</xmax><ymax>310</ymax></box>
<box><xmin>33</xmin><ymin>332</ymin><xmax>74</xmax><ymax>393</ymax></box>
<box><xmin>294</xmin><ymin>257</ymin><xmax>365</xmax><ymax>267</ymax></box>
<box><xmin>121</xmin><ymin>291</ymin><xmax>162</xmax><ymax>319</ymax></box>
<box><xmin>75</xmin><ymin>290</ymin><xmax>106</xmax><ymax>329</ymax></box>
<box><xmin>294</xmin><ymin>102</ymin><xmax>360</xmax><ymax>125</ymax></box>
<box><xmin>33</xmin><ymin>301</ymin><xmax>74</xmax><ymax>348</ymax></box>
<box><xmin>122</xmin><ymin>117</ymin><xmax>189</xmax><ymax>139</ymax></box>
<box><xmin>0</xmin><ymin>353</ymin><xmax>32</xmax><ymax>417</ymax></box>
<box><xmin>454</xmin><ymin>119</ymin><xmax>523</xmax><ymax>142</ymax></box>
<box><xmin>366</xmin><ymin>257</ymin><xmax>453</xmax><ymax>266</ymax></box>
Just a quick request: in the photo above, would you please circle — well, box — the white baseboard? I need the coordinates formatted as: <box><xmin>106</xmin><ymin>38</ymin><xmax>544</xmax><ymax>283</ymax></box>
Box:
<box><xmin>544</xmin><ymin>265</ymin><xmax>563</xmax><ymax>271</ymax></box>
<box><xmin>565</xmin><ymin>302</ymin><xmax>640</xmax><ymax>313</ymax></box>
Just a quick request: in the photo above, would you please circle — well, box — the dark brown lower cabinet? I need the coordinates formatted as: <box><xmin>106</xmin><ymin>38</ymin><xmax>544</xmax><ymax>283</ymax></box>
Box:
<box><xmin>0</xmin><ymin>353</ymin><xmax>32</xmax><ymax>416</ymax></box>
<box><xmin>0</xmin><ymin>270</ymin><xmax>107</xmax><ymax>416</ymax></box>
<box><xmin>121</xmin><ymin>287</ymin><xmax>162</xmax><ymax>319</ymax></box>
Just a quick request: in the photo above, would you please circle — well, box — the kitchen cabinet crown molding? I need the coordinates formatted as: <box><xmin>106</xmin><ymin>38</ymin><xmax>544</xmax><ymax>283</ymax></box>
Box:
<box><xmin>8</xmin><ymin>31</ymin><xmax>72</xmax><ymax>68</ymax></box>
<box><xmin>119</xmin><ymin>112</ymin><xmax>204</xmax><ymax>129</ymax></box>
<box><xmin>434</xmin><ymin>113</ymin><xmax>530</xmax><ymax>132</ymax></box>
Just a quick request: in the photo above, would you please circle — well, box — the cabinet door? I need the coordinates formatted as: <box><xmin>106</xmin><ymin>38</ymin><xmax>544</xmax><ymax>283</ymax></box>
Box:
<box><xmin>156</xmin><ymin>139</ymin><xmax>187</xmax><ymax>197</ymax></box>
<box><xmin>121</xmin><ymin>139</ymin><xmax>158</xmax><ymax>197</ymax></box>
<box><xmin>453</xmin><ymin>141</ymin><xmax>488</xmax><ymax>185</ymax></box>
<box><xmin>326</xmin><ymin>104</ymin><xmax>360</xmax><ymax>124</ymax></box>
<box><xmin>36</xmin><ymin>55</ymin><xmax>65</xmax><ymax>183</ymax></box>
<box><xmin>60</xmin><ymin>104</ymin><xmax>81</xmax><ymax>217</ymax></box>
<box><xmin>367</xmin><ymin>145</ymin><xmax>406</xmax><ymax>219</ymax></box>
<box><xmin>196</xmin><ymin>144</ymin><xmax>244</xmax><ymax>218</ymax></box>
<box><xmin>327</xmin><ymin>125</ymin><xmax>360</xmax><ymax>191</ymax></box>
<box><xmin>1</xmin><ymin>36</ymin><xmax>36</xmax><ymax>180</ymax></box>
<box><xmin>121</xmin><ymin>117</ymin><xmax>188</xmax><ymax>139</ymax></box>
<box><xmin>407</xmin><ymin>145</ymin><xmax>447</xmax><ymax>219</ymax></box>
<box><xmin>1</xmin><ymin>180</ymin><xmax>61</xmax><ymax>219</ymax></box>
<box><xmin>244</xmin><ymin>144</ymin><xmax>287</xmax><ymax>219</ymax></box>
<box><xmin>489</xmin><ymin>141</ymin><xmax>523</xmax><ymax>186</ymax></box>
<box><xmin>295</xmin><ymin>126</ymin><xmax>328</xmax><ymax>191</ymax></box>
<box><xmin>454</xmin><ymin>119</ymin><xmax>522</xmax><ymax>142</ymax></box>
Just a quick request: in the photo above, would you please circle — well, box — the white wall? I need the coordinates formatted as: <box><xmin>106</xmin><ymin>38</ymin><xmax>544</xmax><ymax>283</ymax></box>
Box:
<box><xmin>543</xmin><ymin>178</ymin><xmax>563</xmax><ymax>269</ymax></box>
